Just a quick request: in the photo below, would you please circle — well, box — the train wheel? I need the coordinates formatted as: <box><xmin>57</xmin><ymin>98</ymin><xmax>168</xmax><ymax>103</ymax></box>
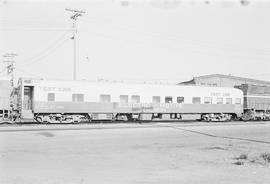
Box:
<box><xmin>35</xmin><ymin>117</ymin><xmax>43</xmax><ymax>123</ymax></box>
<box><xmin>241</xmin><ymin>115</ymin><xmax>250</xmax><ymax>122</ymax></box>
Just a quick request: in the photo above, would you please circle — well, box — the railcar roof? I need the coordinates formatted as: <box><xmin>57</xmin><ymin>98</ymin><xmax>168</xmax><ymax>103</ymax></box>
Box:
<box><xmin>19</xmin><ymin>77</ymin><xmax>242</xmax><ymax>92</ymax></box>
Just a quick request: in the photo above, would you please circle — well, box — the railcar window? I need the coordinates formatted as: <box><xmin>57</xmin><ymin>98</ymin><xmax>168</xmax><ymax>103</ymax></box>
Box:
<box><xmin>152</xmin><ymin>96</ymin><xmax>160</xmax><ymax>103</ymax></box>
<box><xmin>165</xmin><ymin>96</ymin><xmax>173</xmax><ymax>103</ymax></box>
<box><xmin>235</xmin><ymin>98</ymin><xmax>241</xmax><ymax>104</ymax></box>
<box><xmin>177</xmin><ymin>97</ymin><xmax>184</xmax><ymax>103</ymax></box>
<box><xmin>131</xmin><ymin>95</ymin><xmax>140</xmax><ymax>103</ymax></box>
<box><xmin>72</xmin><ymin>94</ymin><xmax>84</xmax><ymax>102</ymax></box>
<box><xmin>217</xmin><ymin>98</ymin><xmax>223</xmax><ymax>104</ymax></box>
<box><xmin>204</xmin><ymin>97</ymin><xmax>212</xmax><ymax>104</ymax></box>
<box><xmin>48</xmin><ymin>93</ymin><xmax>55</xmax><ymax>102</ymax></box>
<box><xmin>192</xmin><ymin>97</ymin><xmax>201</xmax><ymax>104</ymax></box>
<box><xmin>120</xmin><ymin>95</ymin><xmax>128</xmax><ymax>103</ymax></box>
<box><xmin>100</xmin><ymin>94</ymin><xmax>111</xmax><ymax>103</ymax></box>
<box><xmin>225</xmin><ymin>98</ymin><xmax>232</xmax><ymax>104</ymax></box>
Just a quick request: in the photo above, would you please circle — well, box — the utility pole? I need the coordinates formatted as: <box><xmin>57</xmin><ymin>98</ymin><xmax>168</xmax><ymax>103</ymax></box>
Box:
<box><xmin>3</xmin><ymin>53</ymin><xmax>17</xmax><ymax>87</ymax></box>
<box><xmin>65</xmin><ymin>8</ymin><xmax>85</xmax><ymax>80</ymax></box>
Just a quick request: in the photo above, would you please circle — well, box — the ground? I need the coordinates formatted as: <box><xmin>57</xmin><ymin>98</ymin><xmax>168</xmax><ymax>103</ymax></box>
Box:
<box><xmin>0</xmin><ymin>122</ymin><xmax>270</xmax><ymax>184</ymax></box>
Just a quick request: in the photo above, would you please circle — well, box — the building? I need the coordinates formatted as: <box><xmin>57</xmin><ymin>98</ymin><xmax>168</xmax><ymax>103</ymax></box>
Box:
<box><xmin>179</xmin><ymin>74</ymin><xmax>270</xmax><ymax>88</ymax></box>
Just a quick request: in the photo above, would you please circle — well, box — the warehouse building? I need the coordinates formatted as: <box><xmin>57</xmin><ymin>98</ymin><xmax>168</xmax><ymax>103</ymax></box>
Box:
<box><xmin>179</xmin><ymin>74</ymin><xmax>270</xmax><ymax>88</ymax></box>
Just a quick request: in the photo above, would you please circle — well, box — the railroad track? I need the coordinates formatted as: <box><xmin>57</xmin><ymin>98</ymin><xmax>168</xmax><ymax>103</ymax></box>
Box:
<box><xmin>0</xmin><ymin>120</ymin><xmax>269</xmax><ymax>133</ymax></box>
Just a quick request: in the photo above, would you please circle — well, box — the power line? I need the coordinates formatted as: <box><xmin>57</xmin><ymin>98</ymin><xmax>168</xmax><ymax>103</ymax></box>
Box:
<box><xmin>0</xmin><ymin>67</ymin><xmax>7</xmax><ymax>75</ymax></box>
<box><xmin>16</xmin><ymin>67</ymin><xmax>43</xmax><ymax>79</ymax></box>
<box><xmin>86</xmin><ymin>30</ymin><xmax>270</xmax><ymax>63</ymax></box>
<box><xmin>84</xmin><ymin>19</ymin><xmax>270</xmax><ymax>57</ymax></box>
<box><xmin>0</xmin><ymin>27</ymin><xmax>72</xmax><ymax>32</ymax></box>
<box><xmin>17</xmin><ymin>31</ymin><xmax>71</xmax><ymax>67</ymax></box>
<box><xmin>21</xmin><ymin>38</ymin><xmax>70</xmax><ymax>67</ymax></box>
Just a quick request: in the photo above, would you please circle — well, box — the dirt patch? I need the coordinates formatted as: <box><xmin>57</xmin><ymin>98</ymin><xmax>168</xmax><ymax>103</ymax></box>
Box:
<box><xmin>36</xmin><ymin>132</ymin><xmax>55</xmax><ymax>138</ymax></box>
<box><xmin>233</xmin><ymin>161</ymin><xmax>244</xmax><ymax>165</ymax></box>
<box><xmin>202</xmin><ymin>146</ymin><xmax>228</xmax><ymax>151</ymax></box>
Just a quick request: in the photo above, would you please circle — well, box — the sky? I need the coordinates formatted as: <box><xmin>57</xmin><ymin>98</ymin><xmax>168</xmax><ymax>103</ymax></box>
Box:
<box><xmin>0</xmin><ymin>0</ymin><xmax>270</xmax><ymax>84</ymax></box>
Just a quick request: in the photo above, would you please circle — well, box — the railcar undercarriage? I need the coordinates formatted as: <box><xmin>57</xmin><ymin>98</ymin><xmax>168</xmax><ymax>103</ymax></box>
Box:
<box><xmin>34</xmin><ymin>113</ymin><xmax>90</xmax><ymax>124</ymax></box>
<box><xmin>200</xmin><ymin>113</ymin><xmax>234</xmax><ymax>122</ymax></box>
<box><xmin>2</xmin><ymin>112</ymin><xmax>270</xmax><ymax>124</ymax></box>
<box><xmin>29</xmin><ymin>112</ymin><xmax>239</xmax><ymax>124</ymax></box>
<box><xmin>241</xmin><ymin>110</ymin><xmax>270</xmax><ymax>121</ymax></box>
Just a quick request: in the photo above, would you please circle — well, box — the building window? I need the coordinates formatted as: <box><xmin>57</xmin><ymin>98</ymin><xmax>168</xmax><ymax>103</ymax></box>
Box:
<box><xmin>217</xmin><ymin>98</ymin><xmax>223</xmax><ymax>104</ymax></box>
<box><xmin>72</xmin><ymin>94</ymin><xmax>84</xmax><ymax>102</ymax></box>
<box><xmin>165</xmin><ymin>96</ymin><xmax>173</xmax><ymax>103</ymax></box>
<box><xmin>100</xmin><ymin>94</ymin><xmax>111</xmax><ymax>103</ymax></box>
<box><xmin>192</xmin><ymin>97</ymin><xmax>201</xmax><ymax>104</ymax></box>
<box><xmin>226</xmin><ymin>98</ymin><xmax>232</xmax><ymax>104</ymax></box>
<box><xmin>131</xmin><ymin>95</ymin><xmax>140</xmax><ymax>103</ymax></box>
<box><xmin>204</xmin><ymin>97</ymin><xmax>212</xmax><ymax>104</ymax></box>
<box><xmin>120</xmin><ymin>95</ymin><xmax>128</xmax><ymax>103</ymax></box>
<box><xmin>235</xmin><ymin>98</ymin><xmax>241</xmax><ymax>104</ymax></box>
<box><xmin>177</xmin><ymin>97</ymin><xmax>184</xmax><ymax>103</ymax></box>
<box><xmin>152</xmin><ymin>96</ymin><xmax>160</xmax><ymax>103</ymax></box>
<box><xmin>48</xmin><ymin>93</ymin><xmax>55</xmax><ymax>102</ymax></box>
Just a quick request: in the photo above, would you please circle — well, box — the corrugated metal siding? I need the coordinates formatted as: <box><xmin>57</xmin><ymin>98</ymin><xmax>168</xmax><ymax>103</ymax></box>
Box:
<box><xmin>238</xmin><ymin>84</ymin><xmax>270</xmax><ymax>96</ymax></box>
<box><xmin>248</xmin><ymin>85</ymin><xmax>265</xmax><ymax>94</ymax></box>
<box><xmin>265</xmin><ymin>86</ymin><xmax>270</xmax><ymax>94</ymax></box>
<box><xmin>246</xmin><ymin>97</ymin><xmax>270</xmax><ymax>110</ymax></box>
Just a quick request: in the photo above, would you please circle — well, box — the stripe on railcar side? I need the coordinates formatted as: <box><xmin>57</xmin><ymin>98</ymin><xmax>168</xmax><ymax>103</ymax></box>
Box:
<box><xmin>32</xmin><ymin>101</ymin><xmax>243</xmax><ymax>115</ymax></box>
<box><xmin>245</xmin><ymin>95</ymin><xmax>270</xmax><ymax>98</ymax></box>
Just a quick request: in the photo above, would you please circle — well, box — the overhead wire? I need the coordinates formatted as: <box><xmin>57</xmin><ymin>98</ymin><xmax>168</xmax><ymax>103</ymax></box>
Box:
<box><xmin>87</xmin><ymin>28</ymin><xmax>270</xmax><ymax>64</ymax></box>
<box><xmin>84</xmin><ymin>18</ymin><xmax>270</xmax><ymax>59</ymax></box>
<box><xmin>18</xmin><ymin>38</ymin><xmax>70</xmax><ymax>68</ymax></box>
<box><xmin>85</xmin><ymin>29</ymin><xmax>270</xmax><ymax>82</ymax></box>
<box><xmin>17</xmin><ymin>30</ymin><xmax>71</xmax><ymax>67</ymax></box>
<box><xmin>0</xmin><ymin>67</ymin><xmax>6</xmax><ymax>74</ymax></box>
<box><xmin>15</xmin><ymin>67</ymin><xmax>43</xmax><ymax>79</ymax></box>
<box><xmin>0</xmin><ymin>67</ymin><xmax>7</xmax><ymax>76</ymax></box>
<box><xmin>0</xmin><ymin>27</ymin><xmax>72</xmax><ymax>32</ymax></box>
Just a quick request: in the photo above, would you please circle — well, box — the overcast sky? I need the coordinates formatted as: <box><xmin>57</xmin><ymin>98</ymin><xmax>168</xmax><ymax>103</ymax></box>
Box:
<box><xmin>1</xmin><ymin>0</ymin><xmax>270</xmax><ymax>84</ymax></box>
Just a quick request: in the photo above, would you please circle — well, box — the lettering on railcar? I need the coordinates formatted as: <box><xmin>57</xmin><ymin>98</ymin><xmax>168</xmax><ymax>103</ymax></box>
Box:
<box><xmin>210</xmin><ymin>92</ymin><xmax>230</xmax><ymax>97</ymax></box>
<box><xmin>38</xmin><ymin>86</ymin><xmax>72</xmax><ymax>92</ymax></box>
<box><xmin>119</xmin><ymin>103</ymin><xmax>183</xmax><ymax>110</ymax></box>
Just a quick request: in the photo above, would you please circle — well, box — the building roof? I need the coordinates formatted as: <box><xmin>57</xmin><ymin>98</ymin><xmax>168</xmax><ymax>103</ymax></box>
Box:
<box><xmin>178</xmin><ymin>74</ymin><xmax>270</xmax><ymax>86</ymax></box>
<box><xmin>196</xmin><ymin>74</ymin><xmax>270</xmax><ymax>85</ymax></box>
<box><xmin>178</xmin><ymin>78</ymin><xmax>196</xmax><ymax>85</ymax></box>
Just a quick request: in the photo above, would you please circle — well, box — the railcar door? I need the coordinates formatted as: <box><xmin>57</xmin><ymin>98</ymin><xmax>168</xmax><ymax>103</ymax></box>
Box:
<box><xmin>23</xmin><ymin>86</ymin><xmax>33</xmax><ymax>110</ymax></box>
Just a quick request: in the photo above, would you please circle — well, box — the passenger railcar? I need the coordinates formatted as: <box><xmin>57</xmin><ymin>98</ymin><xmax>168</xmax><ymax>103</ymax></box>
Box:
<box><xmin>16</xmin><ymin>78</ymin><xmax>243</xmax><ymax>123</ymax></box>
